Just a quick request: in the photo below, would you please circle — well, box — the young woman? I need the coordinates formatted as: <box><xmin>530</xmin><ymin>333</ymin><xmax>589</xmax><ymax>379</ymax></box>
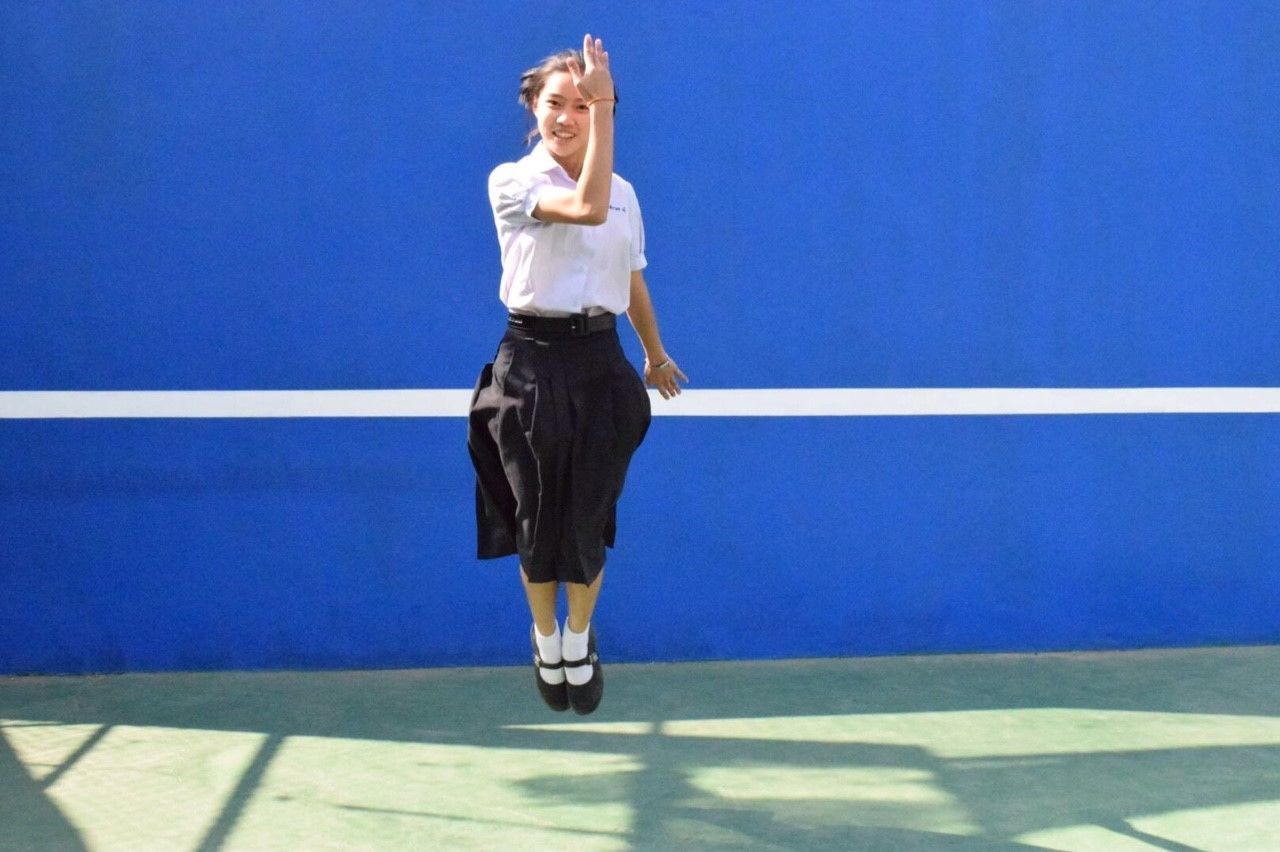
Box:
<box><xmin>468</xmin><ymin>35</ymin><xmax>687</xmax><ymax>714</ymax></box>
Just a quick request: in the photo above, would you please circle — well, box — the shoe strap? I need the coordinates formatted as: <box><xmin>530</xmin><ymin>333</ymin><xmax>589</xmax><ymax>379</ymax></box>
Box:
<box><xmin>561</xmin><ymin>651</ymin><xmax>598</xmax><ymax>667</ymax></box>
<box><xmin>533</xmin><ymin>654</ymin><xmax>564</xmax><ymax>670</ymax></box>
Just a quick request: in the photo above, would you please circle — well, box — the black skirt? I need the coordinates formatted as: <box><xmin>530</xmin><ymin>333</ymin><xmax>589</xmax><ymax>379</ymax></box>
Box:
<box><xmin>467</xmin><ymin>323</ymin><xmax>652</xmax><ymax>585</ymax></box>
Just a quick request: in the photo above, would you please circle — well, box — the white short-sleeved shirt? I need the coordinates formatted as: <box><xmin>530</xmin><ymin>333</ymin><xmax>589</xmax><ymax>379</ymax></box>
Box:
<box><xmin>488</xmin><ymin>142</ymin><xmax>647</xmax><ymax>316</ymax></box>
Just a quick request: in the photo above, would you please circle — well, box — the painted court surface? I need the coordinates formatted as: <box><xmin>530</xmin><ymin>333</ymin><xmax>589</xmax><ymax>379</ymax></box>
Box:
<box><xmin>2</xmin><ymin>646</ymin><xmax>1278</xmax><ymax>850</ymax></box>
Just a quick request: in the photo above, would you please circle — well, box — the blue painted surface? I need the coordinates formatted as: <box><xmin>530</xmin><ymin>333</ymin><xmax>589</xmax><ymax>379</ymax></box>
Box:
<box><xmin>2</xmin><ymin>416</ymin><xmax>1278</xmax><ymax>674</ymax></box>
<box><xmin>2</xmin><ymin>2</ymin><xmax>1278</xmax><ymax>673</ymax></box>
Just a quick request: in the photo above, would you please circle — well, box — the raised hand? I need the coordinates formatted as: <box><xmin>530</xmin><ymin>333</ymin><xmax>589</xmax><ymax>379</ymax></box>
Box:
<box><xmin>565</xmin><ymin>33</ymin><xmax>614</xmax><ymax>102</ymax></box>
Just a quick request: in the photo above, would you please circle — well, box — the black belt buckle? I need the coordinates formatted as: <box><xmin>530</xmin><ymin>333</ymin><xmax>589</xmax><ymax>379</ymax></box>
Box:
<box><xmin>569</xmin><ymin>313</ymin><xmax>590</xmax><ymax>337</ymax></box>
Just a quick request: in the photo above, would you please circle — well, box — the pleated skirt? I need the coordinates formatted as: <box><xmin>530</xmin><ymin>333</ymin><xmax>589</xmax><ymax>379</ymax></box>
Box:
<box><xmin>467</xmin><ymin>323</ymin><xmax>652</xmax><ymax>585</ymax></box>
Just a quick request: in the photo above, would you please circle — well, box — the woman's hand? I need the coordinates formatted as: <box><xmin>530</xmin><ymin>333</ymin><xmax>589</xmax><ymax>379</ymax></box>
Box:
<box><xmin>566</xmin><ymin>33</ymin><xmax>614</xmax><ymax>103</ymax></box>
<box><xmin>644</xmin><ymin>356</ymin><xmax>689</xmax><ymax>400</ymax></box>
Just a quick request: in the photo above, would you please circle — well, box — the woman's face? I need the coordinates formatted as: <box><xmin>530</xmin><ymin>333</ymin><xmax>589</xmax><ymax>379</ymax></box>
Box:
<box><xmin>534</xmin><ymin>71</ymin><xmax>589</xmax><ymax>162</ymax></box>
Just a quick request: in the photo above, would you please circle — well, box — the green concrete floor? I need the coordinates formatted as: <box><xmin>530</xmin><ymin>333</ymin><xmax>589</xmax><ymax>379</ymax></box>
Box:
<box><xmin>3</xmin><ymin>646</ymin><xmax>1280</xmax><ymax>850</ymax></box>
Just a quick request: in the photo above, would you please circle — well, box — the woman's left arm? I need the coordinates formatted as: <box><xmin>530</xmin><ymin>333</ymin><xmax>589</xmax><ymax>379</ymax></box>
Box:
<box><xmin>626</xmin><ymin>270</ymin><xmax>688</xmax><ymax>399</ymax></box>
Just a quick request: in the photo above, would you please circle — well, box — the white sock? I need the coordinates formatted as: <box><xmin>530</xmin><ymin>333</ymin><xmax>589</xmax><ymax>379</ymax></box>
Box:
<box><xmin>534</xmin><ymin>623</ymin><xmax>564</xmax><ymax>685</ymax></box>
<box><xmin>563</xmin><ymin>622</ymin><xmax>593</xmax><ymax>686</ymax></box>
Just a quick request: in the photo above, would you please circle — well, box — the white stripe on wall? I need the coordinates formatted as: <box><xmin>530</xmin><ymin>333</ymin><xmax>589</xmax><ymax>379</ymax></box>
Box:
<box><xmin>2</xmin><ymin>388</ymin><xmax>1279</xmax><ymax>419</ymax></box>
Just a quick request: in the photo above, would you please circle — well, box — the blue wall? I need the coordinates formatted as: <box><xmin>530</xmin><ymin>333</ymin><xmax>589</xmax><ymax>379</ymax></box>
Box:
<box><xmin>3</xmin><ymin>1</ymin><xmax>1278</xmax><ymax>674</ymax></box>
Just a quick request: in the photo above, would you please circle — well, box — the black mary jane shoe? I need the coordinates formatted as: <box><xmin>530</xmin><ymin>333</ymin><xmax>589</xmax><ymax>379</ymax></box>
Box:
<box><xmin>564</xmin><ymin>626</ymin><xmax>604</xmax><ymax>716</ymax></box>
<box><xmin>531</xmin><ymin>625</ymin><xmax>570</xmax><ymax>712</ymax></box>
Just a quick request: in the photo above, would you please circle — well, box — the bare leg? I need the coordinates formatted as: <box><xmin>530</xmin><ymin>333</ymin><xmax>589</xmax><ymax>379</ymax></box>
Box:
<box><xmin>565</xmin><ymin>569</ymin><xmax>604</xmax><ymax>633</ymax></box>
<box><xmin>521</xmin><ymin>566</ymin><xmax>559</xmax><ymax>636</ymax></box>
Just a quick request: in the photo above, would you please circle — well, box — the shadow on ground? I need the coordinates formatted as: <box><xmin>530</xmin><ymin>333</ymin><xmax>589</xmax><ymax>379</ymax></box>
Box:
<box><xmin>3</xmin><ymin>646</ymin><xmax>1279</xmax><ymax>849</ymax></box>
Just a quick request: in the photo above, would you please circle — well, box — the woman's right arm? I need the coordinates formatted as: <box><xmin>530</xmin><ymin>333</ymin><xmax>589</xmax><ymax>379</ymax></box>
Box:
<box><xmin>532</xmin><ymin>104</ymin><xmax>613</xmax><ymax>225</ymax></box>
<box><xmin>532</xmin><ymin>35</ymin><xmax>615</xmax><ymax>226</ymax></box>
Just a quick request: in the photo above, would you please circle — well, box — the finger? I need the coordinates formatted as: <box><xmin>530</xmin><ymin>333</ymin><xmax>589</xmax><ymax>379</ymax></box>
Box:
<box><xmin>565</xmin><ymin>56</ymin><xmax>582</xmax><ymax>80</ymax></box>
<box><xmin>675</xmin><ymin>367</ymin><xmax>689</xmax><ymax>383</ymax></box>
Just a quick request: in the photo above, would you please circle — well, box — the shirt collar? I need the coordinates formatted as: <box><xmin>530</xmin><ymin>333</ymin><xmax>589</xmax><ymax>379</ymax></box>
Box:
<box><xmin>522</xmin><ymin>141</ymin><xmax>566</xmax><ymax>177</ymax></box>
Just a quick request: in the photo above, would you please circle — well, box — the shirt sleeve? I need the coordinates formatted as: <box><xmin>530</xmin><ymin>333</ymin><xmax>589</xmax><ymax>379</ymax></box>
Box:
<box><xmin>628</xmin><ymin>182</ymin><xmax>648</xmax><ymax>271</ymax></box>
<box><xmin>488</xmin><ymin>163</ymin><xmax>550</xmax><ymax>228</ymax></box>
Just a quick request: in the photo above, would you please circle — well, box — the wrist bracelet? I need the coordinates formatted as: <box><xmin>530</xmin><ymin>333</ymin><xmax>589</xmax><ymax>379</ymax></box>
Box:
<box><xmin>585</xmin><ymin>97</ymin><xmax>616</xmax><ymax>107</ymax></box>
<box><xmin>649</xmin><ymin>359</ymin><xmax>672</xmax><ymax>371</ymax></box>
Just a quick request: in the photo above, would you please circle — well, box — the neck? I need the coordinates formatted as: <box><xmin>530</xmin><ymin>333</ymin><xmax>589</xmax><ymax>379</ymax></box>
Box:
<box><xmin>548</xmin><ymin>149</ymin><xmax>585</xmax><ymax>182</ymax></box>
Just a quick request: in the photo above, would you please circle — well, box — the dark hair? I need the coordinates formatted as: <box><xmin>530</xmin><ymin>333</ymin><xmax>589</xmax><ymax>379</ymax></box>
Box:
<box><xmin>518</xmin><ymin>48</ymin><xmax>619</xmax><ymax>145</ymax></box>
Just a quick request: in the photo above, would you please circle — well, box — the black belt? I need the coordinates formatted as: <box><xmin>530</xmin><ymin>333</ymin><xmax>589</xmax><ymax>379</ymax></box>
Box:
<box><xmin>507</xmin><ymin>311</ymin><xmax>616</xmax><ymax>337</ymax></box>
